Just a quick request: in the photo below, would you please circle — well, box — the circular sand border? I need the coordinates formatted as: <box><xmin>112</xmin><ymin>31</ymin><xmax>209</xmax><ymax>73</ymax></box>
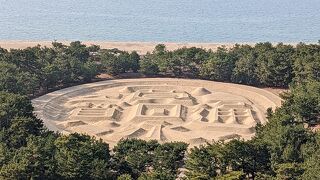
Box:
<box><xmin>32</xmin><ymin>78</ymin><xmax>282</xmax><ymax>147</ymax></box>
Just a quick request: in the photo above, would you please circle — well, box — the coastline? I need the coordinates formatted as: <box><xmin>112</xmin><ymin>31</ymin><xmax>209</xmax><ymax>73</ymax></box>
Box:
<box><xmin>0</xmin><ymin>41</ymin><xmax>302</xmax><ymax>54</ymax></box>
<box><xmin>0</xmin><ymin>41</ymin><xmax>255</xmax><ymax>54</ymax></box>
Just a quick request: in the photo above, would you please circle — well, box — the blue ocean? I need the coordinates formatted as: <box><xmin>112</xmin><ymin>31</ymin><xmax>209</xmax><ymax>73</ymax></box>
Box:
<box><xmin>0</xmin><ymin>0</ymin><xmax>319</xmax><ymax>42</ymax></box>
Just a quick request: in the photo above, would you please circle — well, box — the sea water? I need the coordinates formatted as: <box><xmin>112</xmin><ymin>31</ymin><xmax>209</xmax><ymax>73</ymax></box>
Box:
<box><xmin>0</xmin><ymin>0</ymin><xmax>319</xmax><ymax>42</ymax></box>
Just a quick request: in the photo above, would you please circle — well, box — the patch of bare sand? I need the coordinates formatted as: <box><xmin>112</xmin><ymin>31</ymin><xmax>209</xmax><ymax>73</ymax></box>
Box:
<box><xmin>32</xmin><ymin>78</ymin><xmax>282</xmax><ymax>147</ymax></box>
<box><xmin>0</xmin><ymin>41</ymin><xmax>247</xmax><ymax>54</ymax></box>
<box><xmin>262</xmin><ymin>87</ymin><xmax>289</xmax><ymax>96</ymax></box>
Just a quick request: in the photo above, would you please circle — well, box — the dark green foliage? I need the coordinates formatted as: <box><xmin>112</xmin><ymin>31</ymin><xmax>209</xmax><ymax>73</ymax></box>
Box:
<box><xmin>138</xmin><ymin>42</ymin><xmax>318</xmax><ymax>87</ymax></box>
<box><xmin>185</xmin><ymin>140</ymin><xmax>271</xmax><ymax>179</ymax></box>
<box><xmin>281</xmin><ymin>81</ymin><xmax>320</xmax><ymax>125</ymax></box>
<box><xmin>0</xmin><ymin>41</ymin><xmax>320</xmax><ymax>179</ymax></box>
<box><xmin>153</xmin><ymin>142</ymin><xmax>187</xmax><ymax>174</ymax></box>
<box><xmin>82</xmin><ymin>60</ymin><xmax>100</xmax><ymax>82</ymax></box>
<box><xmin>117</xmin><ymin>174</ymin><xmax>133</xmax><ymax>180</ymax></box>
<box><xmin>0</xmin><ymin>41</ymin><xmax>100</xmax><ymax>95</ymax></box>
<box><xmin>0</xmin><ymin>61</ymin><xmax>39</xmax><ymax>95</ymax></box>
<box><xmin>185</xmin><ymin>144</ymin><xmax>222</xmax><ymax>179</ymax></box>
<box><xmin>0</xmin><ymin>134</ymin><xmax>57</xmax><ymax>179</ymax></box>
<box><xmin>200</xmin><ymin>47</ymin><xmax>237</xmax><ymax>81</ymax></box>
<box><xmin>100</xmin><ymin>51</ymin><xmax>122</xmax><ymax>75</ymax></box>
<box><xmin>301</xmin><ymin>151</ymin><xmax>320</xmax><ymax>180</ymax></box>
<box><xmin>275</xmin><ymin>163</ymin><xmax>304</xmax><ymax>180</ymax></box>
<box><xmin>255</xmin><ymin>43</ymin><xmax>294</xmax><ymax>87</ymax></box>
<box><xmin>129</xmin><ymin>51</ymin><xmax>140</xmax><ymax>73</ymax></box>
<box><xmin>224</xmin><ymin>140</ymin><xmax>272</xmax><ymax>178</ymax></box>
<box><xmin>216</xmin><ymin>171</ymin><xmax>246</xmax><ymax>180</ymax></box>
<box><xmin>113</xmin><ymin>139</ymin><xmax>159</xmax><ymax>178</ymax></box>
<box><xmin>67</xmin><ymin>41</ymin><xmax>90</xmax><ymax>62</ymax></box>
<box><xmin>54</xmin><ymin>133</ymin><xmax>112</xmax><ymax>179</ymax></box>
<box><xmin>100</xmin><ymin>49</ymin><xmax>141</xmax><ymax>75</ymax></box>
<box><xmin>137</xmin><ymin>171</ymin><xmax>176</xmax><ymax>180</ymax></box>
<box><xmin>255</xmin><ymin>109</ymin><xmax>312</xmax><ymax>164</ymax></box>
<box><xmin>3</xmin><ymin>117</ymin><xmax>43</xmax><ymax>148</ymax></box>
<box><xmin>113</xmin><ymin>139</ymin><xmax>187</xmax><ymax>179</ymax></box>
<box><xmin>1</xmin><ymin>41</ymin><xmax>320</xmax><ymax>95</ymax></box>
<box><xmin>232</xmin><ymin>52</ymin><xmax>259</xmax><ymax>85</ymax></box>
<box><xmin>153</xmin><ymin>44</ymin><xmax>167</xmax><ymax>56</ymax></box>
<box><xmin>294</xmin><ymin>43</ymin><xmax>320</xmax><ymax>84</ymax></box>
<box><xmin>0</xmin><ymin>92</ymin><xmax>34</xmax><ymax>128</ymax></box>
<box><xmin>139</xmin><ymin>54</ymin><xmax>159</xmax><ymax>75</ymax></box>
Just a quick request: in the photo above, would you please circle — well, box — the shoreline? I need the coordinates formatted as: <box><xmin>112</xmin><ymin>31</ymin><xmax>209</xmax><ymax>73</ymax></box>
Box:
<box><xmin>0</xmin><ymin>40</ymin><xmax>299</xmax><ymax>54</ymax></box>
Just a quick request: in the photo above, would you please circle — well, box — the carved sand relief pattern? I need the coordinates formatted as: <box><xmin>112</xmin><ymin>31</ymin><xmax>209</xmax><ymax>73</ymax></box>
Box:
<box><xmin>33</xmin><ymin>79</ymin><xmax>282</xmax><ymax>147</ymax></box>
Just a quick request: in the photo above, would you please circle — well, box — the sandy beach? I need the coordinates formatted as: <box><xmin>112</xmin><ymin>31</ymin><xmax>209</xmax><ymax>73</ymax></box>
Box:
<box><xmin>0</xmin><ymin>41</ymin><xmax>252</xmax><ymax>54</ymax></box>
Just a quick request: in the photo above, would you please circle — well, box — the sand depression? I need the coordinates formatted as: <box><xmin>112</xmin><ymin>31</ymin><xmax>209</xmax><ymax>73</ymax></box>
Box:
<box><xmin>32</xmin><ymin>78</ymin><xmax>282</xmax><ymax>147</ymax></box>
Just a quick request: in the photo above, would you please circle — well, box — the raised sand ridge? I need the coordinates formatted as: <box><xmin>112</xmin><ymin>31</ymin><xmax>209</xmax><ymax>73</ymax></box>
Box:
<box><xmin>32</xmin><ymin>78</ymin><xmax>282</xmax><ymax>147</ymax></box>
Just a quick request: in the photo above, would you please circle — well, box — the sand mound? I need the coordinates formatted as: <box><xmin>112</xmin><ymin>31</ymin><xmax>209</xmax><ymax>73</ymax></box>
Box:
<box><xmin>96</xmin><ymin>130</ymin><xmax>114</xmax><ymax>136</ymax></box>
<box><xmin>199</xmin><ymin>117</ymin><xmax>209</xmax><ymax>122</ymax></box>
<box><xmin>106</xmin><ymin>94</ymin><xmax>123</xmax><ymax>99</ymax></box>
<box><xmin>146</xmin><ymin>125</ymin><xmax>167</xmax><ymax>141</ymax></box>
<box><xmin>120</xmin><ymin>86</ymin><xmax>134</xmax><ymax>93</ymax></box>
<box><xmin>188</xmin><ymin>137</ymin><xmax>208</xmax><ymax>144</ymax></box>
<box><xmin>109</xmin><ymin>122</ymin><xmax>121</xmax><ymax>127</ymax></box>
<box><xmin>193</xmin><ymin>103</ymin><xmax>212</xmax><ymax>110</ymax></box>
<box><xmin>117</xmin><ymin>102</ymin><xmax>131</xmax><ymax>108</ymax></box>
<box><xmin>191</xmin><ymin>87</ymin><xmax>211</xmax><ymax>96</ymax></box>
<box><xmin>199</xmin><ymin>108</ymin><xmax>209</xmax><ymax>117</ymax></box>
<box><xmin>126</xmin><ymin>128</ymin><xmax>147</xmax><ymax>138</ymax></box>
<box><xmin>218</xmin><ymin>134</ymin><xmax>241</xmax><ymax>141</ymax></box>
<box><xmin>171</xmin><ymin>126</ymin><xmax>190</xmax><ymax>132</ymax></box>
<box><xmin>33</xmin><ymin>78</ymin><xmax>282</xmax><ymax>147</ymax></box>
<box><xmin>62</xmin><ymin>121</ymin><xmax>87</xmax><ymax>128</ymax></box>
<box><xmin>92</xmin><ymin>120</ymin><xmax>121</xmax><ymax>128</ymax></box>
<box><xmin>163</xmin><ymin>121</ymin><xmax>173</xmax><ymax>126</ymax></box>
<box><xmin>106</xmin><ymin>108</ymin><xmax>122</xmax><ymax>120</ymax></box>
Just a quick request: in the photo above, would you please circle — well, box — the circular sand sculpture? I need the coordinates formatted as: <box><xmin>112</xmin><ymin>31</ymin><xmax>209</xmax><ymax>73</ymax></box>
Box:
<box><xmin>32</xmin><ymin>78</ymin><xmax>282</xmax><ymax>147</ymax></box>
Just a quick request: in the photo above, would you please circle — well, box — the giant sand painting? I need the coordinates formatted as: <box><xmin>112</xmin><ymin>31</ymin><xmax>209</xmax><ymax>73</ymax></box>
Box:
<box><xmin>32</xmin><ymin>78</ymin><xmax>282</xmax><ymax>147</ymax></box>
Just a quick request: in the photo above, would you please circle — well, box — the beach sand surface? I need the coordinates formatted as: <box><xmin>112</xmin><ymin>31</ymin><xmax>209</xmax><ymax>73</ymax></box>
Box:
<box><xmin>0</xmin><ymin>41</ymin><xmax>253</xmax><ymax>54</ymax></box>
